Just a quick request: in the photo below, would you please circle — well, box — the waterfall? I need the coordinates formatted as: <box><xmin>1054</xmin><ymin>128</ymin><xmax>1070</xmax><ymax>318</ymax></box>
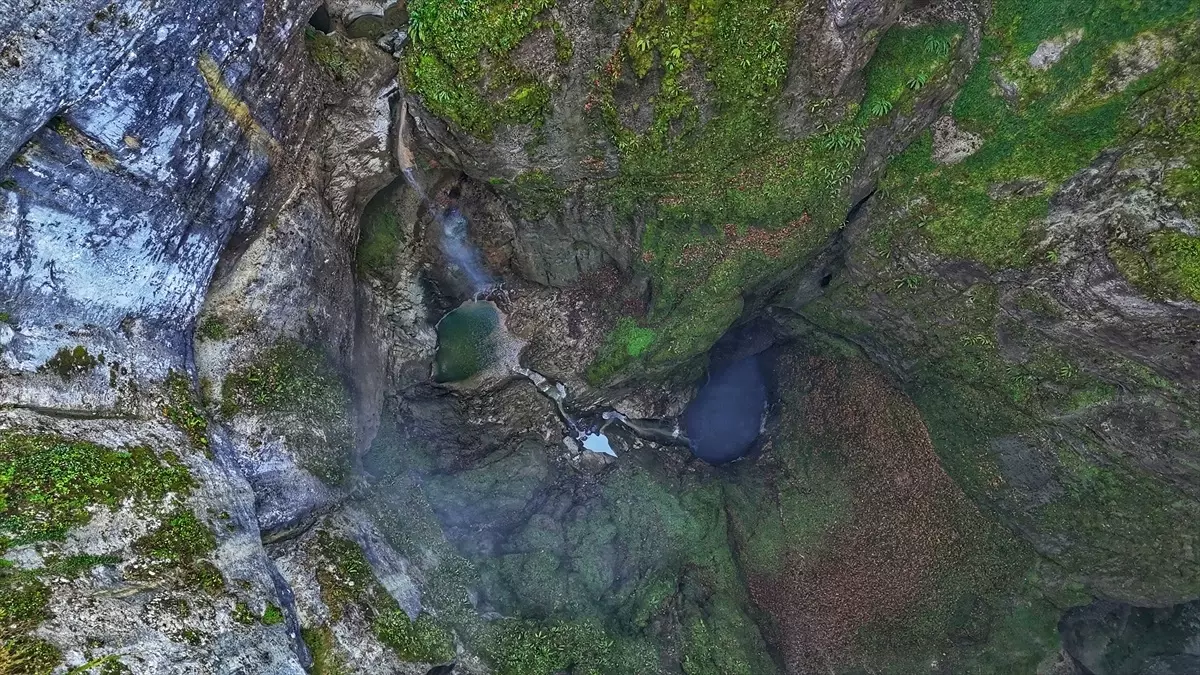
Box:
<box><xmin>400</xmin><ymin>166</ymin><xmax>495</xmax><ymax>295</ymax></box>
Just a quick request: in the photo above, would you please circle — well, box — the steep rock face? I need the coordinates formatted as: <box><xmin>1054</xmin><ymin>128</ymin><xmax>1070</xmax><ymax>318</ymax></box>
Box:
<box><xmin>796</xmin><ymin>3</ymin><xmax>1200</xmax><ymax>606</ymax></box>
<box><xmin>0</xmin><ymin>0</ymin><xmax>321</xmax><ymax>374</ymax></box>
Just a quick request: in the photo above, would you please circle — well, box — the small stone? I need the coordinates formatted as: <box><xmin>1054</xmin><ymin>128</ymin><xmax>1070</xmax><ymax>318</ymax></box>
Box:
<box><xmin>1028</xmin><ymin>30</ymin><xmax>1084</xmax><ymax>70</ymax></box>
<box><xmin>930</xmin><ymin>116</ymin><xmax>983</xmax><ymax>166</ymax></box>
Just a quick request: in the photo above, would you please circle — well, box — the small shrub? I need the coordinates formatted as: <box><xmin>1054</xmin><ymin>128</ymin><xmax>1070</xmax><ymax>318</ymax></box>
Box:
<box><xmin>262</xmin><ymin>604</ymin><xmax>285</xmax><ymax>626</ymax></box>
<box><xmin>867</xmin><ymin>98</ymin><xmax>893</xmax><ymax>117</ymax></box>
<box><xmin>41</xmin><ymin>346</ymin><xmax>98</xmax><ymax>379</ymax></box>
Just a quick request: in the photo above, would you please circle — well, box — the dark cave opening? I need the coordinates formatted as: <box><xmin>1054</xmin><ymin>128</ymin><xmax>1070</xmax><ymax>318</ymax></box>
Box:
<box><xmin>308</xmin><ymin>3</ymin><xmax>333</xmax><ymax>33</ymax></box>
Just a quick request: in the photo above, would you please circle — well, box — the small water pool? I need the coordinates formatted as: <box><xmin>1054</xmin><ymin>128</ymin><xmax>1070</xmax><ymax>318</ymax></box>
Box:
<box><xmin>682</xmin><ymin>355</ymin><xmax>767</xmax><ymax>464</ymax></box>
<box><xmin>433</xmin><ymin>301</ymin><xmax>501</xmax><ymax>383</ymax></box>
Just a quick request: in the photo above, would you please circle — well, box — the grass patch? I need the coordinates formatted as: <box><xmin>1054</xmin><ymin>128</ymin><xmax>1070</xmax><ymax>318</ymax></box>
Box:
<box><xmin>0</xmin><ymin>433</ymin><xmax>192</xmax><ymax>552</ymax></box>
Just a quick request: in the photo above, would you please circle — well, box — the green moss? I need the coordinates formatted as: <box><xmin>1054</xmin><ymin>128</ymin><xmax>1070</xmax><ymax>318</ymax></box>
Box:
<box><xmin>509</xmin><ymin>170</ymin><xmax>567</xmax><ymax>220</ymax></box>
<box><xmin>356</xmin><ymin>198</ymin><xmax>405</xmax><ymax>277</ymax></box>
<box><xmin>403</xmin><ymin>0</ymin><xmax>555</xmax><ymax>138</ymax></box>
<box><xmin>0</xmin><ymin>433</ymin><xmax>192</xmax><ymax>551</ymax></box>
<box><xmin>195</xmin><ymin>316</ymin><xmax>228</xmax><ymax>341</ymax></box>
<box><xmin>161</xmin><ymin>371</ymin><xmax>210</xmax><ymax>455</ymax></box>
<box><xmin>131</xmin><ymin>509</ymin><xmax>216</xmax><ymax>571</ymax></box>
<box><xmin>1040</xmin><ymin>447</ymin><xmax>1200</xmax><ymax>599</ymax></box>
<box><xmin>549</xmin><ymin>22</ymin><xmax>573</xmax><ymax>63</ymax></box>
<box><xmin>40</xmin><ymin>346</ymin><xmax>99</xmax><ymax>379</ymax></box>
<box><xmin>879</xmin><ymin>0</ymin><xmax>1197</xmax><ymax>269</ymax></box>
<box><xmin>261</xmin><ymin>603</ymin><xmax>285</xmax><ymax>626</ymax></box>
<box><xmin>312</xmin><ymin>531</ymin><xmax>376</xmax><ymax>620</ymax></box>
<box><xmin>585</xmin><ymin>318</ymin><xmax>657</xmax><ymax>384</ymax></box>
<box><xmin>220</xmin><ymin>341</ymin><xmax>353</xmax><ymax>484</ymax></box>
<box><xmin>305</xmin><ymin>28</ymin><xmax>364</xmax><ymax>81</ymax></box>
<box><xmin>433</xmin><ymin>302</ymin><xmax>502</xmax><ymax>383</ymax></box>
<box><xmin>375</xmin><ymin>611</ymin><xmax>455</xmax><ymax>663</ymax></box>
<box><xmin>233</xmin><ymin>601</ymin><xmax>256</xmax><ymax>625</ymax></box>
<box><xmin>188</xmin><ymin>560</ymin><xmax>225</xmax><ymax>594</ymax></box>
<box><xmin>303</xmin><ymin>626</ymin><xmax>349</xmax><ymax>675</ymax></box>
<box><xmin>1112</xmin><ymin>230</ymin><xmax>1200</xmax><ymax>302</ymax></box>
<box><xmin>0</xmin><ymin>312</ymin><xmax>11</xmax><ymax>324</ymax></box>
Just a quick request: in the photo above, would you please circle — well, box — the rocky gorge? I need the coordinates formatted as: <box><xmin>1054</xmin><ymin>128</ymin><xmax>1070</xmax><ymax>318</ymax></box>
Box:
<box><xmin>0</xmin><ymin>0</ymin><xmax>1198</xmax><ymax>672</ymax></box>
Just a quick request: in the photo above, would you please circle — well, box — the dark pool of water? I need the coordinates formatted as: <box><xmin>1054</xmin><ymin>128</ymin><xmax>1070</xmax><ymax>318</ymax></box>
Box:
<box><xmin>682</xmin><ymin>355</ymin><xmax>767</xmax><ymax>464</ymax></box>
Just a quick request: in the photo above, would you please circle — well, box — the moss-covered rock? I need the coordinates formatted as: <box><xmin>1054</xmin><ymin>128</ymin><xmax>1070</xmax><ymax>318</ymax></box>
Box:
<box><xmin>220</xmin><ymin>341</ymin><xmax>354</xmax><ymax>484</ymax></box>
<box><xmin>0</xmin><ymin>433</ymin><xmax>192</xmax><ymax>551</ymax></box>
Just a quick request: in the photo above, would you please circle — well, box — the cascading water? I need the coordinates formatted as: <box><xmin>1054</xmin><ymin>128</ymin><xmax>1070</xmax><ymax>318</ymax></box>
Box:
<box><xmin>400</xmin><ymin>166</ymin><xmax>494</xmax><ymax>295</ymax></box>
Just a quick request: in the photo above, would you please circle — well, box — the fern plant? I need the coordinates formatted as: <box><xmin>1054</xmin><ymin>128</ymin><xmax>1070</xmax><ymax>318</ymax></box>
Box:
<box><xmin>867</xmin><ymin>98</ymin><xmax>893</xmax><ymax>117</ymax></box>
<box><xmin>907</xmin><ymin>73</ymin><xmax>929</xmax><ymax>90</ymax></box>
<box><xmin>924</xmin><ymin>35</ymin><xmax>951</xmax><ymax>57</ymax></box>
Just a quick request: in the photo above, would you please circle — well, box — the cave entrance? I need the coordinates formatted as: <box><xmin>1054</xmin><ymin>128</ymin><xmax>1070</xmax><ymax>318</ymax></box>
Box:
<box><xmin>309</xmin><ymin>3</ymin><xmax>333</xmax><ymax>33</ymax></box>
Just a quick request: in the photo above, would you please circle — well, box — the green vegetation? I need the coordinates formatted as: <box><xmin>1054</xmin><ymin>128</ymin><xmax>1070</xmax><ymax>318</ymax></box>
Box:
<box><xmin>220</xmin><ymin>341</ymin><xmax>353</xmax><ymax>484</ymax></box>
<box><xmin>1112</xmin><ymin>229</ymin><xmax>1200</xmax><ymax>303</ymax></box>
<box><xmin>262</xmin><ymin>604</ymin><xmax>285</xmax><ymax>626</ymax></box>
<box><xmin>509</xmin><ymin>170</ymin><xmax>567</xmax><ymax>220</ymax></box>
<box><xmin>305</xmin><ymin>28</ymin><xmax>365</xmax><ymax>80</ymax></box>
<box><xmin>313</xmin><ymin>530</ymin><xmax>377</xmax><ymax>619</ymax></box>
<box><xmin>403</xmin><ymin>0</ymin><xmax>555</xmax><ymax>137</ymax></box>
<box><xmin>310</xmin><ymin>529</ymin><xmax>461</xmax><ymax>663</ymax></box>
<box><xmin>0</xmin><ymin>569</ymin><xmax>50</xmax><ymax>630</ymax></box>
<box><xmin>190</xmin><ymin>560</ymin><xmax>226</xmax><ymax>593</ymax></box>
<box><xmin>0</xmin><ymin>433</ymin><xmax>192</xmax><ymax>551</ymax></box>
<box><xmin>161</xmin><ymin>370</ymin><xmax>211</xmax><ymax>454</ymax></box>
<box><xmin>483</xmin><ymin>618</ymin><xmax>643</xmax><ymax>675</ymax></box>
<box><xmin>375</xmin><ymin>611</ymin><xmax>455</xmax><ymax>663</ymax></box>
<box><xmin>0</xmin><ymin>634</ymin><xmax>60</xmax><ymax>674</ymax></box>
<box><xmin>1041</xmin><ymin>446</ymin><xmax>1200</xmax><ymax>599</ymax></box>
<box><xmin>196</xmin><ymin>316</ymin><xmax>228</xmax><ymax>341</ymax></box>
<box><xmin>0</xmin><ymin>568</ymin><xmax>61</xmax><ymax>672</ymax></box>
<box><xmin>356</xmin><ymin>197</ymin><xmax>404</xmax><ymax>277</ymax></box>
<box><xmin>580</xmin><ymin>5</ymin><xmax>959</xmax><ymax>380</ymax></box>
<box><xmin>857</xmin><ymin>25</ymin><xmax>962</xmax><ymax>123</ymax></box>
<box><xmin>303</xmin><ymin>626</ymin><xmax>348</xmax><ymax>675</ymax></box>
<box><xmin>586</xmin><ymin>318</ymin><xmax>657</xmax><ymax>384</ymax></box>
<box><xmin>42</xmin><ymin>554</ymin><xmax>121</xmax><ymax>577</ymax></box>
<box><xmin>233</xmin><ymin>601</ymin><xmax>256</xmax><ymax>625</ymax></box>
<box><xmin>41</xmin><ymin>346</ymin><xmax>99</xmax><ymax>379</ymax></box>
<box><xmin>881</xmin><ymin>0</ymin><xmax>1196</xmax><ymax>269</ymax></box>
<box><xmin>131</xmin><ymin>509</ymin><xmax>216</xmax><ymax>570</ymax></box>
<box><xmin>433</xmin><ymin>302</ymin><xmax>501</xmax><ymax>383</ymax></box>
